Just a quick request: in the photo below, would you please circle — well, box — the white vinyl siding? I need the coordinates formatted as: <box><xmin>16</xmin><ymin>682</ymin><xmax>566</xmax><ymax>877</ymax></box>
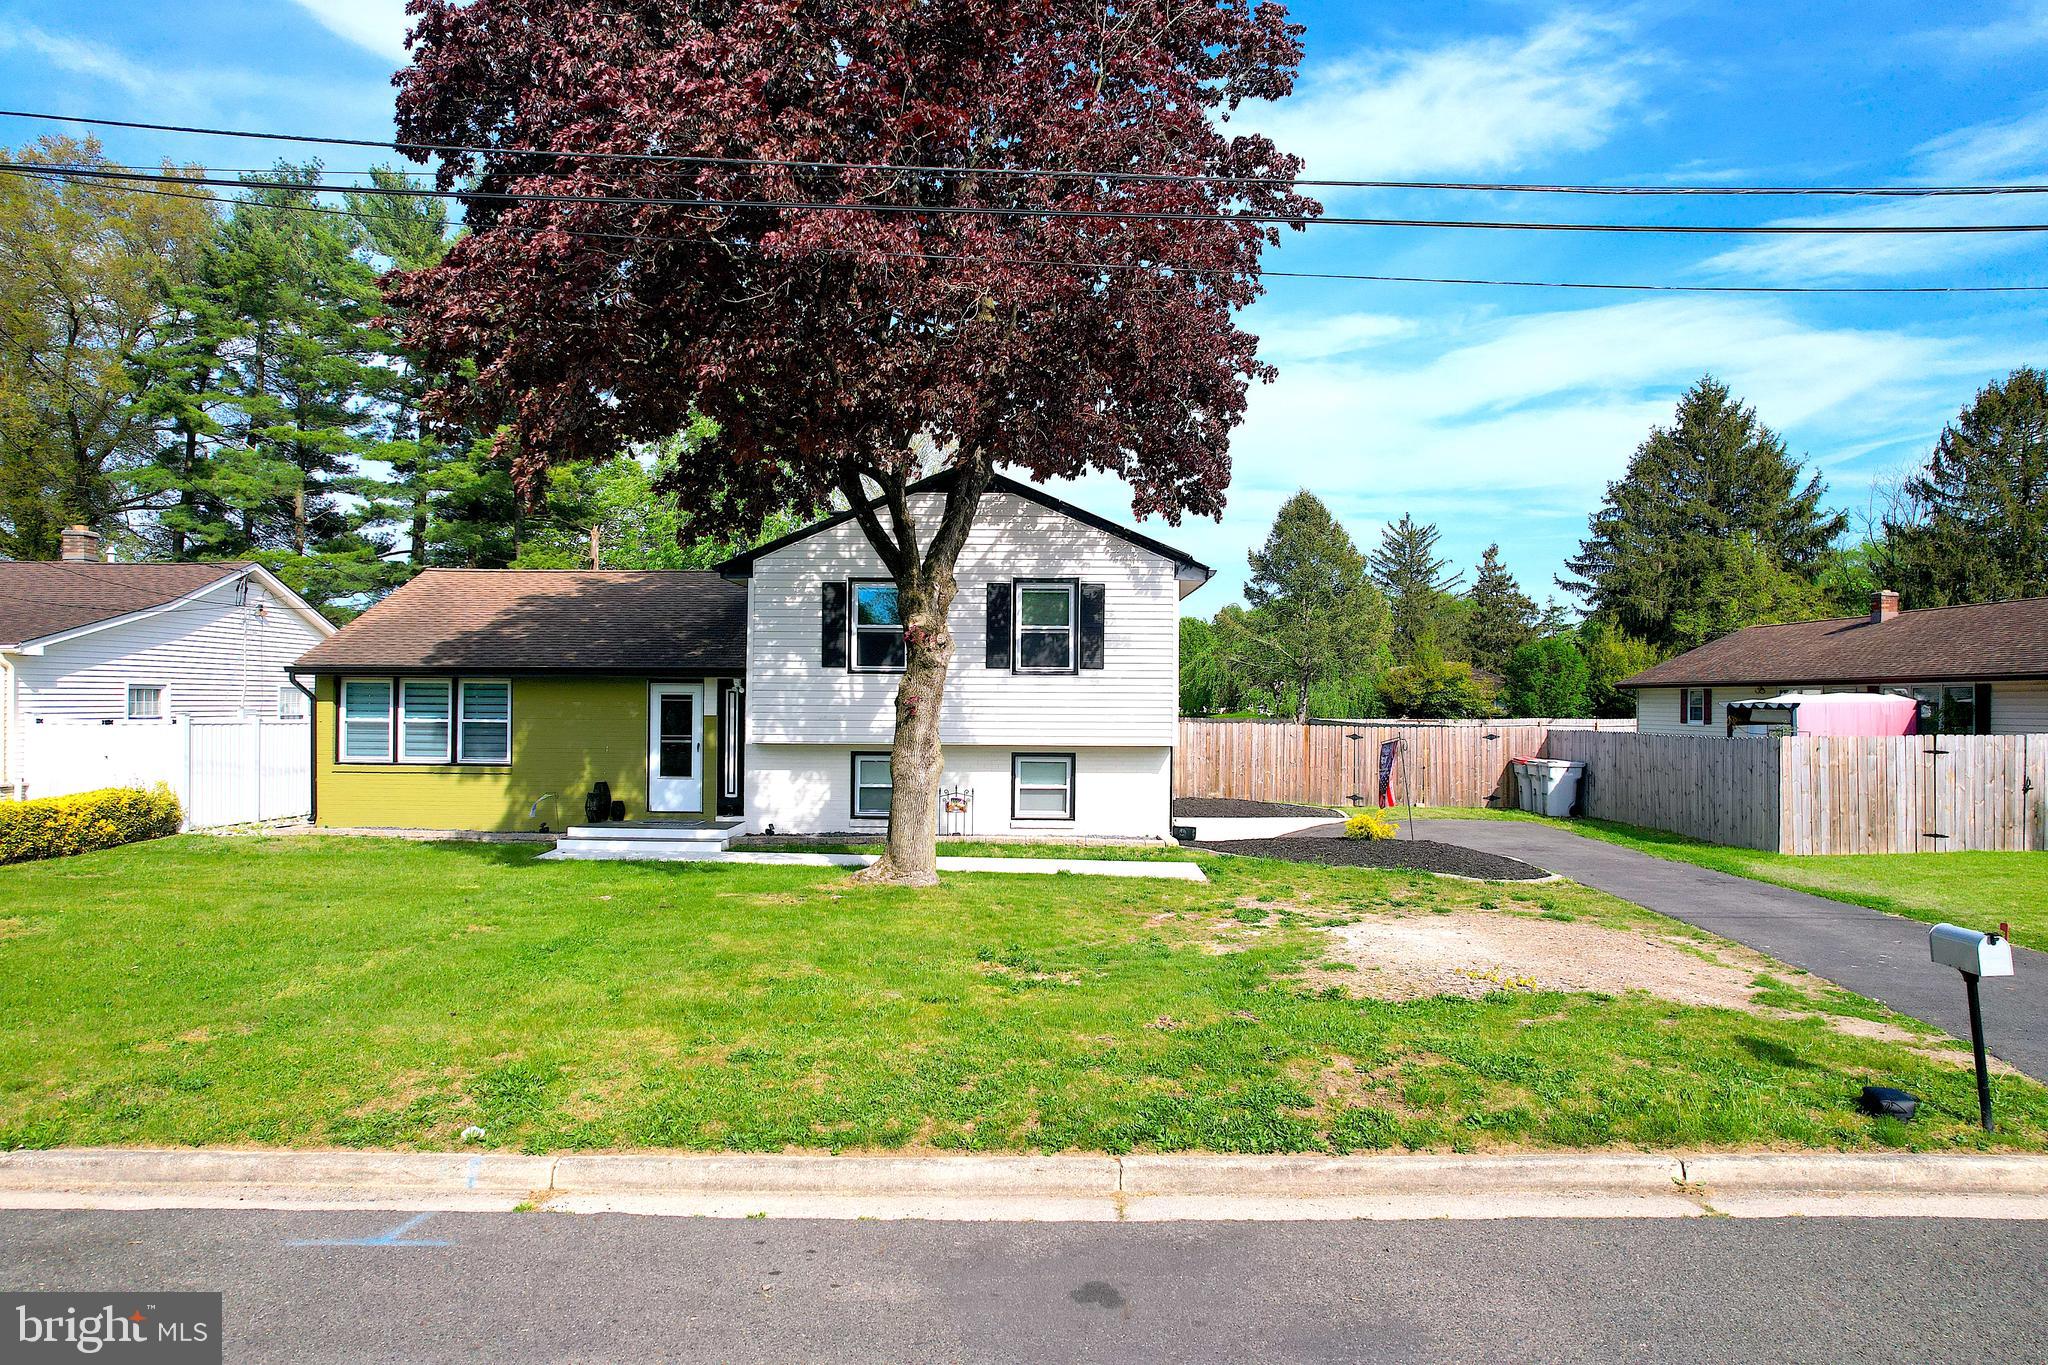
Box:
<box><xmin>457</xmin><ymin>680</ymin><xmax>512</xmax><ymax>764</ymax></box>
<box><xmin>747</xmin><ymin>743</ymin><xmax>1171</xmax><ymax>839</ymax></box>
<box><xmin>9</xmin><ymin>573</ymin><xmax>330</xmax><ymax>724</ymax></box>
<box><xmin>1990</xmin><ymin>680</ymin><xmax>2048</xmax><ymax>734</ymax></box>
<box><xmin>1639</xmin><ymin>680</ymin><xmax>2048</xmax><ymax>736</ymax></box>
<box><xmin>744</xmin><ymin>491</ymin><xmax>1179</xmax><ymax>746</ymax></box>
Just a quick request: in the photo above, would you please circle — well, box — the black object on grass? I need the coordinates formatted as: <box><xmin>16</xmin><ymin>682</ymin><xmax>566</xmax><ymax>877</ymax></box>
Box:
<box><xmin>1859</xmin><ymin>1085</ymin><xmax>1919</xmax><ymax>1121</ymax></box>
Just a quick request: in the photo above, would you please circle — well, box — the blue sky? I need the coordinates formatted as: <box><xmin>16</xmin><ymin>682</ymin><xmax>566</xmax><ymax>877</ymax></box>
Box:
<box><xmin>4</xmin><ymin>1</ymin><xmax>2045</xmax><ymax>610</ymax></box>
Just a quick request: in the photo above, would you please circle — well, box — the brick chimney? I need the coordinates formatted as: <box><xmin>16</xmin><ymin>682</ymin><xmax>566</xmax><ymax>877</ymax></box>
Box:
<box><xmin>1871</xmin><ymin>589</ymin><xmax>1901</xmax><ymax>625</ymax></box>
<box><xmin>59</xmin><ymin>525</ymin><xmax>102</xmax><ymax>563</ymax></box>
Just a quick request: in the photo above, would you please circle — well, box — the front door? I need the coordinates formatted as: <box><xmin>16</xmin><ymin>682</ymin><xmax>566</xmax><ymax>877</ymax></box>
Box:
<box><xmin>648</xmin><ymin>683</ymin><xmax>704</xmax><ymax>813</ymax></box>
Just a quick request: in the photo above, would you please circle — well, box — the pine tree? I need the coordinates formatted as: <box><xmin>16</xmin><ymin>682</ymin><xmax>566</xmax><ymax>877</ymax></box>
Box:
<box><xmin>1503</xmin><ymin>636</ymin><xmax>1592</xmax><ymax>717</ymax></box>
<box><xmin>1880</xmin><ymin>367</ymin><xmax>2048</xmax><ymax>606</ymax></box>
<box><xmin>1370</xmin><ymin>513</ymin><xmax>1464</xmax><ymax>659</ymax></box>
<box><xmin>1563</xmin><ymin>376</ymin><xmax>1844</xmax><ymax>649</ymax></box>
<box><xmin>1218</xmin><ymin>491</ymin><xmax>1389</xmax><ymax>723</ymax></box>
<box><xmin>1462</xmin><ymin>543</ymin><xmax>1539</xmax><ymax>672</ymax></box>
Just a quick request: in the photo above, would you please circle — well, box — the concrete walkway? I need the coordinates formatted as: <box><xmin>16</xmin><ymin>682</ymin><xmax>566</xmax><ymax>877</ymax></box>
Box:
<box><xmin>1405</xmin><ymin>817</ymin><xmax>2048</xmax><ymax>1081</ymax></box>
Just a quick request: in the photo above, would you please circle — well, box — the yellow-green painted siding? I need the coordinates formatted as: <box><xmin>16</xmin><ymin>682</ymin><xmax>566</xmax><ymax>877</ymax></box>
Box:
<box><xmin>314</xmin><ymin>675</ymin><xmax>721</xmax><ymax>832</ymax></box>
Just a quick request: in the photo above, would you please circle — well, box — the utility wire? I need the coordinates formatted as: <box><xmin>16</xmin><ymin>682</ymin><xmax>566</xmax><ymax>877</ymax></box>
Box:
<box><xmin>15</xmin><ymin>161</ymin><xmax>2048</xmax><ymax>236</ymax></box>
<box><xmin>7</xmin><ymin>165</ymin><xmax>2047</xmax><ymax>295</ymax></box>
<box><xmin>7</xmin><ymin>107</ymin><xmax>2048</xmax><ymax>199</ymax></box>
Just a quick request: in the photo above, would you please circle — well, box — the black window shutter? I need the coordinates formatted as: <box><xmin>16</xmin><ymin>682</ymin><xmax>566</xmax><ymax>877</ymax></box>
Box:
<box><xmin>1976</xmin><ymin>682</ymin><xmax>1993</xmax><ymax>735</ymax></box>
<box><xmin>1079</xmin><ymin>583</ymin><xmax>1106</xmax><ymax>669</ymax></box>
<box><xmin>821</xmin><ymin>581</ymin><xmax>848</xmax><ymax>669</ymax></box>
<box><xmin>985</xmin><ymin>582</ymin><xmax>1012</xmax><ymax>669</ymax></box>
<box><xmin>1702</xmin><ymin>688</ymin><xmax>1713</xmax><ymax>726</ymax></box>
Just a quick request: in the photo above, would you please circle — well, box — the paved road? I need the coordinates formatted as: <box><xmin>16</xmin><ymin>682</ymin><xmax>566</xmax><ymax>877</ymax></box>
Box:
<box><xmin>5</xmin><ymin>1208</ymin><xmax>2046</xmax><ymax>1363</ymax></box>
<box><xmin>1405</xmin><ymin>817</ymin><xmax>2048</xmax><ymax>1080</ymax></box>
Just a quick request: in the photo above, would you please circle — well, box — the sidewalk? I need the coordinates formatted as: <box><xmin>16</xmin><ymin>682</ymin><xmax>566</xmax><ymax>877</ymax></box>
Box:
<box><xmin>4</xmin><ymin>1148</ymin><xmax>2046</xmax><ymax>1221</ymax></box>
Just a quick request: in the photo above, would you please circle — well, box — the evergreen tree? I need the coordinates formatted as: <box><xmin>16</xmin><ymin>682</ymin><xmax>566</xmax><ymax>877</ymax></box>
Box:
<box><xmin>1217</xmin><ymin>491</ymin><xmax>1390</xmax><ymax>723</ymax></box>
<box><xmin>1462</xmin><ymin>543</ymin><xmax>1539</xmax><ymax>672</ymax></box>
<box><xmin>1563</xmin><ymin>376</ymin><xmax>1844</xmax><ymax>648</ymax></box>
<box><xmin>1880</xmin><ymin>367</ymin><xmax>2048</xmax><ymax>606</ymax></box>
<box><xmin>1580</xmin><ymin>620</ymin><xmax>1664</xmax><ymax>719</ymax></box>
<box><xmin>1665</xmin><ymin>533</ymin><xmax>1831</xmax><ymax>650</ymax></box>
<box><xmin>1370</xmin><ymin>513</ymin><xmax>1464</xmax><ymax>659</ymax></box>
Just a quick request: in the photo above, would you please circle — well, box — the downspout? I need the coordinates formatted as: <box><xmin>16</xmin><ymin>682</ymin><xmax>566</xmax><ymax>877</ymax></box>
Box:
<box><xmin>288</xmin><ymin>670</ymin><xmax>317</xmax><ymax>824</ymax></box>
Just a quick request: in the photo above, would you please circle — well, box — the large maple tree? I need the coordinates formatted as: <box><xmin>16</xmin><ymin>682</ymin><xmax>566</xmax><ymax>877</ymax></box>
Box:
<box><xmin>392</xmin><ymin>0</ymin><xmax>1316</xmax><ymax>883</ymax></box>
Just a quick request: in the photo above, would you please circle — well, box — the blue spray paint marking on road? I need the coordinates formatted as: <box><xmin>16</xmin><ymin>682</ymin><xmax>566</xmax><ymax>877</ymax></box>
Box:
<box><xmin>288</xmin><ymin>1211</ymin><xmax>451</xmax><ymax>1248</ymax></box>
<box><xmin>465</xmin><ymin>1155</ymin><xmax>482</xmax><ymax>1189</ymax></box>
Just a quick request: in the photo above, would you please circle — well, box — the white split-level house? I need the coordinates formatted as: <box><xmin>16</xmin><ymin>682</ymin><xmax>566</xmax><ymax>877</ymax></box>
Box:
<box><xmin>0</xmin><ymin>526</ymin><xmax>335</xmax><ymax>800</ymax></box>
<box><xmin>291</xmin><ymin>472</ymin><xmax>1210</xmax><ymax>840</ymax></box>
<box><xmin>1621</xmin><ymin>590</ymin><xmax>2048</xmax><ymax>737</ymax></box>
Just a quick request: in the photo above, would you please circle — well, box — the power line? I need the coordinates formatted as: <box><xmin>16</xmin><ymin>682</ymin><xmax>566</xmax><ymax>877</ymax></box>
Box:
<box><xmin>16</xmin><ymin>160</ymin><xmax>2048</xmax><ymax>236</ymax></box>
<box><xmin>7</xmin><ymin>106</ymin><xmax>2048</xmax><ymax>199</ymax></box>
<box><xmin>7</xmin><ymin>165</ymin><xmax>2046</xmax><ymax>296</ymax></box>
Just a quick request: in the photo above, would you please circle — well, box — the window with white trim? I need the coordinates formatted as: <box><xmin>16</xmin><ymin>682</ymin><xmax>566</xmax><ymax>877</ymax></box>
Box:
<box><xmin>1015</xmin><ymin>581</ymin><xmax>1076</xmax><ymax>672</ymax></box>
<box><xmin>458</xmin><ymin>680</ymin><xmax>512</xmax><ymax>764</ymax></box>
<box><xmin>1682</xmin><ymin>688</ymin><xmax>1708</xmax><ymax>725</ymax></box>
<box><xmin>278</xmin><ymin>685</ymin><xmax>308</xmax><ymax>720</ymax></box>
<box><xmin>1013</xmin><ymin>753</ymin><xmax>1074</xmax><ymax>820</ymax></box>
<box><xmin>852</xmin><ymin>752</ymin><xmax>893</xmax><ymax>819</ymax></box>
<box><xmin>126</xmin><ymin>684</ymin><xmax>164</xmax><ymax>720</ymax></box>
<box><xmin>851</xmin><ymin>581</ymin><xmax>905</xmax><ymax>670</ymax></box>
<box><xmin>398</xmin><ymin>679</ymin><xmax>453</xmax><ymax>762</ymax></box>
<box><xmin>339</xmin><ymin>680</ymin><xmax>394</xmax><ymax>761</ymax></box>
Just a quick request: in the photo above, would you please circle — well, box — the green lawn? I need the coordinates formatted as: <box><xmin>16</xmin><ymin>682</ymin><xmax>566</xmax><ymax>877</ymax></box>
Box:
<box><xmin>3</xmin><ymin>834</ymin><xmax>2044</xmax><ymax>1156</ymax></box>
<box><xmin>1402</xmin><ymin>806</ymin><xmax>2048</xmax><ymax>941</ymax></box>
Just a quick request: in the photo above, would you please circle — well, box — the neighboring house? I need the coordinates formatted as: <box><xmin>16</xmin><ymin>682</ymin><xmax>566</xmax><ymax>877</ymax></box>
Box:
<box><xmin>293</xmin><ymin>472</ymin><xmax>1211</xmax><ymax>838</ymax></box>
<box><xmin>1621</xmin><ymin>591</ymin><xmax>2048</xmax><ymax>737</ymax></box>
<box><xmin>0</xmin><ymin>527</ymin><xmax>337</xmax><ymax>799</ymax></box>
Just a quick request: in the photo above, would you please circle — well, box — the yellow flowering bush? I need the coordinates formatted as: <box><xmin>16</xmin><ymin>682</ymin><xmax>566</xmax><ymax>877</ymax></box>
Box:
<box><xmin>0</xmin><ymin>785</ymin><xmax>182</xmax><ymax>865</ymax></box>
<box><xmin>1343</xmin><ymin>809</ymin><xmax>1398</xmax><ymax>841</ymax></box>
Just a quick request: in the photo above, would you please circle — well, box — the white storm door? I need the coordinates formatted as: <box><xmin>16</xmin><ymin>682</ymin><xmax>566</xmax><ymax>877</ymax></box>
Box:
<box><xmin>648</xmin><ymin>683</ymin><xmax>704</xmax><ymax>812</ymax></box>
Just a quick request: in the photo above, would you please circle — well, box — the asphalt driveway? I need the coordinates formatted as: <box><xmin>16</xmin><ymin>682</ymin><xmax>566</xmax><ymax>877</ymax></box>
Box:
<box><xmin>1403</xmin><ymin>817</ymin><xmax>2048</xmax><ymax>1082</ymax></box>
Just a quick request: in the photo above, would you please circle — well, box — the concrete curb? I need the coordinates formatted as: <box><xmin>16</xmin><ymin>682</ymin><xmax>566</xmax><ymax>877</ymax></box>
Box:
<box><xmin>2</xmin><ymin>1149</ymin><xmax>2045</xmax><ymax>1221</ymax></box>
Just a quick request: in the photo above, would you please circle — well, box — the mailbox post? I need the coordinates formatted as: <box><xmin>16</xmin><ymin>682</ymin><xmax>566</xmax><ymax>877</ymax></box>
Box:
<box><xmin>1928</xmin><ymin>923</ymin><xmax>2016</xmax><ymax>1131</ymax></box>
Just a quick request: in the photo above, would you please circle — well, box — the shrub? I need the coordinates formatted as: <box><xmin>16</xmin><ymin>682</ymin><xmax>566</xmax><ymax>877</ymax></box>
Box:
<box><xmin>1344</xmin><ymin>809</ymin><xmax>1398</xmax><ymax>841</ymax></box>
<box><xmin>0</xmin><ymin>785</ymin><xmax>183</xmax><ymax>865</ymax></box>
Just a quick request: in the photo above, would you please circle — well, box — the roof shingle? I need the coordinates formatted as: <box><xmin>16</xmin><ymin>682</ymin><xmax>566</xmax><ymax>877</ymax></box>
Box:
<box><xmin>0</xmin><ymin>561</ymin><xmax>248</xmax><ymax>647</ymax></box>
<box><xmin>1621</xmin><ymin>596</ymin><xmax>2048</xmax><ymax>688</ymax></box>
<box><xmin>293</xmin><ymin>569</ymin><xmax>747</xmax><ymax>674</ymax></box>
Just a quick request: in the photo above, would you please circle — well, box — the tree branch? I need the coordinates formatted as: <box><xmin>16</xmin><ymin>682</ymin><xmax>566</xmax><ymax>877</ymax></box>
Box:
<box><xmin>837</xmin><ymin>462</ymin><xmax>910</xmax><ymax>578</ymax></box>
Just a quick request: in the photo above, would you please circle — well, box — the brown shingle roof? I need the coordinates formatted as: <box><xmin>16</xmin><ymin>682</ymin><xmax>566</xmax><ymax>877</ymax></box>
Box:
<box><xmin>1621</xmin><ymin>596</ymin><xmax>2048</xmax><ymax>688</ymax></box>
<box><xmin>294</xmin><ymin>569</ymin><xmax>747</xmax><ymax>674</ymax></box>
<box><xmin>0</xmin><ymin>561</ymin><xmax>248</xmax><ymax>647</ymax></box>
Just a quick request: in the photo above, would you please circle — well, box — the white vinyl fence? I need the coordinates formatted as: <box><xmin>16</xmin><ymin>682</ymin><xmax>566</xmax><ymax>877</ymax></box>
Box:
<box><xmin>19</xmin><ymin>717</ymin><xmax>311</xmax><ymax>829</ymax></box>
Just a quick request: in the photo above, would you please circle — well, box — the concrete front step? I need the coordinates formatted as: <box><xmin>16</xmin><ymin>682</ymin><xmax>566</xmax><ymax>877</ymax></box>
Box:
<box><xmin>543</xmin><ymin>841</ymin><xmax>736</xmax><ymax>861</ymax></box>
<box><xmin>563</xmin><ymin>823</ymin><xmax>737</xmax><ymax>842</ymax></box>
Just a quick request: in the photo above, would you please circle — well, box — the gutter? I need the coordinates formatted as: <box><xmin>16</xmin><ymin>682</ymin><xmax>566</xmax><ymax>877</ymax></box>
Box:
<box><xmin>287</xmin><ymin>669</ymin><xmax>317</xmax><ymax>825</ymax></box>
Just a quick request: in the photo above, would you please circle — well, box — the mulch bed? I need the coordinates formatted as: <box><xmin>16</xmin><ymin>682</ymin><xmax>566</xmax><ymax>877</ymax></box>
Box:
<box><xmin>1172</xmin><ymin>797</ymin><xmax>1340</xmax><ymax>819</ymax></box>
<box><xmin>1188</xmin><ymin>835</ymin><xmax>1551</xmax><ymax>881</ymax></box>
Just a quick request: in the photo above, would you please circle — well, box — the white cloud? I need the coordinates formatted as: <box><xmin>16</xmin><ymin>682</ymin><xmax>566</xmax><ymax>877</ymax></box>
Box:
<box><xmin>1701</xmin><ymin>100</ymin><xmax>2048</xmax><ymax>281</ymax></box>
<box><xmin>289</xmin><ymin>0</ymin><xmax>413</xmax><ymax>63</ymax></box>
<box><xmin>0</xmin><ymin>24</ymin><xmax>151</xmax><ymax>94</ymax></box>
<box><xmin>1254</xmin><ymin>312</ymin><xmax>1414</xmax><ymax>363</ymax></box>
<box><xmin>1238</xmin><ymin>14</ymin><xmax>1650</xmax><ymax>180</ymax></box>
<box><xmin>1080</xmin><ymin>298</ymin><xmax>2000</xmax><ymax>605</ymax></box>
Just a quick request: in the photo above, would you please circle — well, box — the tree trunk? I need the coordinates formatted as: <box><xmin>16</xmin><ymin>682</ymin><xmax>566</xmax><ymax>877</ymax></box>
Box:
<box><xmin>857</xmin><ymin>570</ymin><xmax>959</xmax><ymax>887</ymax></box>
<box><xmin>847</xmin><ymin>453</ymin><xmax>994</xmax><ymax>888</ymax></box>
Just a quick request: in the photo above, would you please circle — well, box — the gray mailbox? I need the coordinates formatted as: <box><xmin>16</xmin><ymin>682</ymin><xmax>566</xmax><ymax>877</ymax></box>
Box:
<box><xmin>1929</xmin><ymin>922</ymin><xmax>2017</xmax><ymax>1131</ymax></box>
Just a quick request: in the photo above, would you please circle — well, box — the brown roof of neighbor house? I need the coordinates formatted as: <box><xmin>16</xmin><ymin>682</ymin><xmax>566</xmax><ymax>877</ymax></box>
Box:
<box><xmin>0</xmin><ymin>561</ymin><xmax>250</xmax><ymax>647</ymax></box>
<box><xmin>1620</xmin><ymin>595</ymin><xmax>2048</xmax><ymax>688</ymax></box>
<box><xmin>294</xmin><ymin>569</ymin><xmax>748</xmax><ymax>674</ymax></box>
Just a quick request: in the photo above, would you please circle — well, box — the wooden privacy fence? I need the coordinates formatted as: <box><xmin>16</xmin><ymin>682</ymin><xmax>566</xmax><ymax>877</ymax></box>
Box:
<box><xmin>1177</xmin><ymin>720</ymin><xmax>2047</xmax><ymax>854</ymax></box>
<box><xmin>1175</xmin><ymin>718</ymin><xmax>1632</xmax><ymax>811</ymax></box>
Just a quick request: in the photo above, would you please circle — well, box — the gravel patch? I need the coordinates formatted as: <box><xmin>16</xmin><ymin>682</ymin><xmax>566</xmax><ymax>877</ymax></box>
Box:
<box><xmin>1173</xmin><ymin>797</ymin><xmax>1340</xmax><ymax>819</ymax></box>
<box><xmin>1190</xmin><ymin>835</ymin><xmax>1549</xmax><ymax>881</ymax></box>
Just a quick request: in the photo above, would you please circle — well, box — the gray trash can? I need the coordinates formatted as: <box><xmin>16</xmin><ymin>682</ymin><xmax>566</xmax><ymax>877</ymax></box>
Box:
<box><xmin>1527</xmin><ymin>759</ymin><xmax>1585</xmax><ymax>817</ymax></box>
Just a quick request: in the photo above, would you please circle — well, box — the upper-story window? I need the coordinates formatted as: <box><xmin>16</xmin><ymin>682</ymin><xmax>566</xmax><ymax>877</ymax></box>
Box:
<box><xmin>852</xmin><ymin>580</ymin><xmax>906</xmax><ymax>671</ymax></box>
<box><xmin>1015</xmin><ymin>581</ymin><xmax>1076</xmax><ymax>672</ymax></box>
